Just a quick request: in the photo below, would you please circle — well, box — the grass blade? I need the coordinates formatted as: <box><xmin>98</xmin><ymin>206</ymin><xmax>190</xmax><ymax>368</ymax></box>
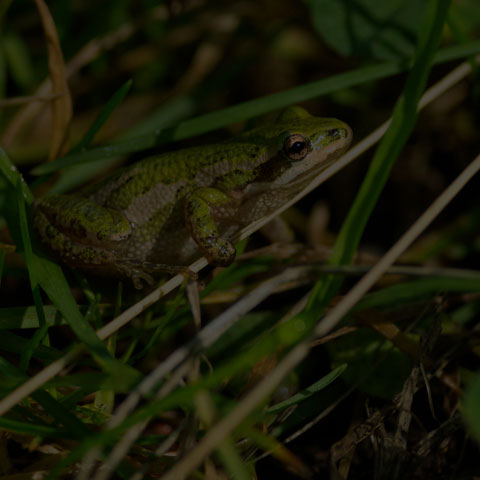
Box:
<box><xmin>16</xmin><ymin>178</ymin><xmax>48</xmax><ymax>371</ymax></box>
<box><xmin>72</xmin><ymin>79</ymin><xmax>133</xmax><ymax>152</ymax></box>
<box><xmin>1</xmin><ymin>149</ymin><xmax>140</xmax><ymax>391</ymax></box>
<box><xmin>266</xmin><ymin>364</ymin><xmax>347</xmax><ymax>414</ymax></box>
<box><xmin>30</xmin><ymin>40</ymin><xmax>480</xmax><ymax>177</ymax></box>
<box><xmin>463</xmin><ymin>372</ymin><xmax>480</xmax><ymax>444</ymax></box>
<box><xmin>0</xmin><ymin>147</ymin><xmax>33</xmax><ymax>204</ymax></box>
<box><xmin>306</xmin><ymin>0</ymin><xmax>452</xmax><ymax>314</ymax></box>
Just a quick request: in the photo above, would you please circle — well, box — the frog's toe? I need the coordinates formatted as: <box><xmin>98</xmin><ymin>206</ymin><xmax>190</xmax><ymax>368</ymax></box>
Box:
<box><xmin>116</xmin><ymin>261</ymin><xmax>154</xmax><ymax>289</ymax></box>
<box><xmin>208</xmin><ymin>239</ymin><xmax>236</xmax><ymax>266</ymax></box>
<box><xmin>131</xmin><ymin>270</ymin><xmax>155</xmax><ymax>289</ymax></box>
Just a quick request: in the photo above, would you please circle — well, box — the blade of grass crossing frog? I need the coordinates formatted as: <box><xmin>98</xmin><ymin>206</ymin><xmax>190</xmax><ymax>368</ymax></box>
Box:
<box><xmin>16</xmin><ymin>178</ymin><xmax>49</xmax><ymax>371</ymax></box>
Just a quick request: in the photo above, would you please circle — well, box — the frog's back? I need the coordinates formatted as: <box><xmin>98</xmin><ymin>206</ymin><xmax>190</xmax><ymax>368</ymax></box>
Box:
<box><xmin>86</xmin><ymin>140</ymin><xmax>267</xmax><ymax>210</ymax></box>
<box><xmin>81</xmin><ymin>141</ymin><xmax>267</xmax><ymax>266</ymax></box>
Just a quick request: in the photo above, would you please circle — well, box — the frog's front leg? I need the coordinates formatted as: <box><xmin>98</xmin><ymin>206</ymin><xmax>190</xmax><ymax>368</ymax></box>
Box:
<box><xmin>184</xmin><ymin>187</ymin><xmax>237</xmax><ymax>266</ymax></box>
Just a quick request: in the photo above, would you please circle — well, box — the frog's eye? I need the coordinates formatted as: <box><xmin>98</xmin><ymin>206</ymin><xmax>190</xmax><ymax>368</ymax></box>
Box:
<box><xmin>284</xmin><ymin>134</ymin><xmax>309</xmax><ymax>161</ymax></box>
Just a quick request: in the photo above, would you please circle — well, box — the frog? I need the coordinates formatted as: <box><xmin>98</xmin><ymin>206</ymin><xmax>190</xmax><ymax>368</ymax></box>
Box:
<box><xmin>33</xmin><ymin>106</ymin><xmax>352</xmax><ymax>289</ymax></box>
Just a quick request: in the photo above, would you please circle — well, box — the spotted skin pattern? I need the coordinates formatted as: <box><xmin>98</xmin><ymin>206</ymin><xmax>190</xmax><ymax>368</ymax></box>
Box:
<box><xmin>34</xmin><ymin>106</ymin><xmax>352</xmax><ymax>288</ymax></box>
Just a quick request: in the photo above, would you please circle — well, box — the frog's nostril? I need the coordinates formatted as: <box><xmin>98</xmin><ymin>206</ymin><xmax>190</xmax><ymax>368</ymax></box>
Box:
<box><xmin>327</xmin><ymin>128</ymin><xmax>348</xmax><ymax>139</ymax></box>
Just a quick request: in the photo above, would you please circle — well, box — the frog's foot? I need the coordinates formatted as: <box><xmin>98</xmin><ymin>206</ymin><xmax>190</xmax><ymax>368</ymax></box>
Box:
<box><xmin>118</xmin><ymin>260</ymin><xmax>197</xmax><ymax>289</ymax></box>
<box><xmin>204</xmin><ymin>237</ymin><xmax>236</xmax><ymax>266</ymax></box>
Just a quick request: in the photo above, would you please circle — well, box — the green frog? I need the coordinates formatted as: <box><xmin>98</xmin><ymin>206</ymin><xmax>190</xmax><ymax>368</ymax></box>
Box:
<box><xmin>33</xmin><ymin>106</ymin><xmax>352</xmax><ymax>288</ymax></box>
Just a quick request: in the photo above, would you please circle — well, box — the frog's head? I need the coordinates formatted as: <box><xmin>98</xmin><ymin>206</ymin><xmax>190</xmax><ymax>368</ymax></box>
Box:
<box><xmin>253</xmin><ymin>106</ymin><xmax>352</xmax><ymax>188</ymax></box>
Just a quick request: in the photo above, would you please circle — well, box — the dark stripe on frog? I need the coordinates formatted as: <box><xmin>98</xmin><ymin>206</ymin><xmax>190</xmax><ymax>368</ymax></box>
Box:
<box><xmin>100</xmin><ymin>143</ymin><xmax>271</xmax><ymax>211</ymax></box>
<box><xmin>251</xmin><ymin>152</ymin><xmax>290</xmax><ymax>183</ymax></box>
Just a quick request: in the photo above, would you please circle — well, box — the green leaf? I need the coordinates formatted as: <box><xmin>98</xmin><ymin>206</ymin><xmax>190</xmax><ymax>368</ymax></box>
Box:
<box><xmin>308</xmin><ymin>0</ymin><xmax>428</xmax><ymax>60</ymax></box>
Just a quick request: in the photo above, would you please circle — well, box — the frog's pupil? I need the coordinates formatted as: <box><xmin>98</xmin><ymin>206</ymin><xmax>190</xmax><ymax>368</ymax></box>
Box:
<box><xmin>290</xmin><ymin>141</ymin><xmax>305</xmax><ymax>153</ymax></box>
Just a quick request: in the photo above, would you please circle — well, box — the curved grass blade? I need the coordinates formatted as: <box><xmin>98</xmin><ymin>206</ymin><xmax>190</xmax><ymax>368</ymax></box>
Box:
<box><xmin>30</xmin><ymin>40</ymin><xmax>480</xmax><ymax>177</ymax></box>
<box><xmin>266</xmin><ymin>363</ymin><xmax>347</xmax><ymax>414</ymax></box>
<box><xmin>1</xmin><ymin>149</ymin><xmax>140</xmax><ymax>389</ymax></box>
<box><xmin>0</xmin><ymin>147</ymin><xmax>33</xmax><ymax>204</ymax></box>
<box><xmin>463</xmin><ymin>372</ymin><xmax>480</xmax><ymax>444</ymax></box>
<box><xmin>306</xmin><ymin>0</ymin><xmax>452</xmax><ymax>314</ymax></box>
<box><xmin>16</xmin><ymin>178</ymin><xmax>49</xmax><ymax>371</ymax></box>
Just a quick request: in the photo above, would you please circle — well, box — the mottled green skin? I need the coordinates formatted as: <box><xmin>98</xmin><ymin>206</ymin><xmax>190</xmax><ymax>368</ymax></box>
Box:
<box><xmin>34</xmin><ymin>106</ymin><xmax>352</xmax><ymax>287</ymax></box>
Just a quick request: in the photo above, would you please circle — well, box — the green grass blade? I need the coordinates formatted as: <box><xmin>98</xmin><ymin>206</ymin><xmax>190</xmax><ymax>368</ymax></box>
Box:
<box><xmin>0</xmin><ymin>331</ymin><xmax>59</xmax><ymax>361</ymax></box>
<box><xmin>0</xmin><ymin>305</ymin><xmax>67</xmax><ymax>329</ymax></box>
<box><xmin>355</xmin><ymin>275</ymin><xmax>480</xmax><ymax>311</ymax></box>
<box><xmin>30</xmin><ymin>253</ymin><xmax>140</xmax><ymax>387</ymax></box>
<box><xmin>447</xmin><ymin>10</ymin><xmax>480</xmax><ymax>83</ymax></box>
<box><xmin>32</xmin><ymin>389</ymin><xmax>91</xmax><ymax>438</ymax></box>
<box><xmin>306</xmin><ymin>0</ymin><xmax>452</xmax><ymax>314</ymax></box>
<box><xmin>72</xmin><ymin>79</ymin><xmax>133</xmax><ymax>152</ymax></box>
<box><xmin>1</xmin><ymin>151</ymin><xmax>140</xmax><ymax>387</ymax></box>
<box><xmin>0</xmin><ymin>147</ymin><xmax>33</xmax><ymax>204</ymax></box>
<box><xmin>463</xmin><ymin>372</ymin><xmax>480</xmax><ymax>444</ymax></box>
<box><xmin>0</xmin><ymin>358</ymin><xmax>91</xmax><ymax>438</ymax></box>
<box><xmin>0</xmin><ymin>248</ymin><xmax>5</xmax><ymax>288</ymax></box>
<box><xmin>30</xmin><ymin>40</ymin><xmax>480</xmax><ymax>177</ymax></box>
<box><xmin>215</xmin><ymin>437</ymin><xmax>251</xmax><ymax>480</ymax></box>
<box><xmin>16</xmin><ymin>178</ymin><xmax>48</xmax><ymax>371</ymax></box>
<box><xmin>0</xmin><ymin>416</ymin><xmax>63</xmax><ymax>437</ymax></box>
<box><xmin>266</xmin><ymin>364</ymin><xmax>347</xmax><ymax>414</ymax></box>
<box><xmin>45</xmin><ymin>318</ymin><xmax>310</xmax><ymax>478</ymax></box>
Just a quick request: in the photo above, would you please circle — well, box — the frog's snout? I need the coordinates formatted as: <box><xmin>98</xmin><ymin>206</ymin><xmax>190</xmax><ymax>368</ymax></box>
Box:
<box><xmin>328</xmin><ymin>124</ymin><xmax>353</xmax><ymax>154</ymax></box>
<box><xmin>327</xmin><ymin>127</ymin><xmax>345</xmax><ymax>139</ymax></box>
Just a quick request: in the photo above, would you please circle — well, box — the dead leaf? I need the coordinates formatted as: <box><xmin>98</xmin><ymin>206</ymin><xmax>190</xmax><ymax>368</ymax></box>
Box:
<box><xmin>33</xmin><ymin>0</ymin><xmax>72</xmax><ymax>160</ymax></box>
